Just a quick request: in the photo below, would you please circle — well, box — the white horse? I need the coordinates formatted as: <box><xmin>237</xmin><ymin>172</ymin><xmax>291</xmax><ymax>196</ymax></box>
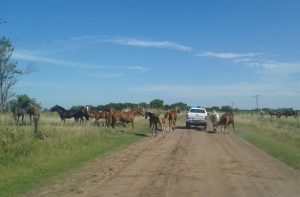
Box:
<box><xmin>209</xmin><ymin>110</ymin><xmax>220</xmax><ymax>132</ymax></box>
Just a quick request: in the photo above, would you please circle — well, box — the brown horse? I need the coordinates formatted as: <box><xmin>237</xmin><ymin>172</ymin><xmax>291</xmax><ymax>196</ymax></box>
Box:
<box><xmin>167</xmin><ymin>106</ymin><xmax>180</xmax><ymax>131</ymax></box>
<box><xmin>218</xmin><ymin>111</ymin><xmax>235</xmax><ymax>134</ymax></box>
<box><xmin>107</xmin><ymin>107</ymin><xmax>118</xmax><ymax>126</ymax></box>
<box><xmin>27</xmin><ymin>104</ymin><xmax>40</xmax><ymax>125</ymax></box>
<box><xmin>111</xmin><ymin>108</ymin><xmax>146</xmax><ymax>133</ymax></box>
<box><xmin>87</xmin><ymin>109</ymin><xmax>110</xmax><ymax>126</ymax></box>
<box><xmin>12</xmin><ymin>105</ymin><xmax>25</xmax><ymax>125</ymax></box>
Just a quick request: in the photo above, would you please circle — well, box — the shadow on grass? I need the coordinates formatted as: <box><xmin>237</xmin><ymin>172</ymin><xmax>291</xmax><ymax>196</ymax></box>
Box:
<box><xmin>134</xmin><ymin>133</ymin><xmax>150</xmax><ymax>137</ymax></box>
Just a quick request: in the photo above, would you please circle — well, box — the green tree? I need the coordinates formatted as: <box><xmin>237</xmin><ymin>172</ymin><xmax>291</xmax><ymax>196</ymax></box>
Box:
<box><xmin>163</xmin><ymin>104</ymin><xmax>171</xmax><ymax>110</ymax></box>
<box><xmin>170</xmin><ymin>102</ymin><xmax>189</xmax><ymax>111</ymax></box>
<box><xmin>206</xmin><ymin>106</ymin><xmax>220</xmax><ymax>112</ymax></box>
<box><xmin>221</xmin><ymin>105</ymin><xmax>233</xmax><ymax>112</ymax></box>
<box><xmin>138</xmin><ymin>102</ymin><xmax>149</xmax><ymax>108</ymax></box>
<box><xmin>9</xmin><ymin>94</ymin><xmax>41</xmax><ymax>112</ymax></box>
<box><xmin>149</xmin><ymin>99</ymin><xmax>164</xmax><ymax>109</ymax></box>
<box><xmin>0</xmin><ymin>37</ymin><xmax>31</xmax><ymax>112</ymax></box>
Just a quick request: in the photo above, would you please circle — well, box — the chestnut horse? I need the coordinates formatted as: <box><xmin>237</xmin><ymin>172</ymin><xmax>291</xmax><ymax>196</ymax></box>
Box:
<box><xmin>87</xmin><ymin>107</ymin><xmax>110</xmax><ymax>126</ymax></box>
<box><xmin>218</xmin><ymin>111</ymin><xmax>235</xmax><ymax>134</ymax></box>
<box><xmin>167</xmin><ymin>106</ymin><xmax>180</xmax><ymax>131</ymax></box>
<box><xmin>111</xmin><ymin>108</ymin><xmax>146</xmax><ymax>133</ymax></box>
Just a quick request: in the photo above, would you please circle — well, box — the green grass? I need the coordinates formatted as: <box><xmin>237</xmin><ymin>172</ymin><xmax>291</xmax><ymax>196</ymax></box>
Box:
<box><xmin>234</xmin><ymin>113</ymin><xmax>300</xmax><ymax>169</ymax></box>
<box><xmin>0</xmin><ymin>112</ymin><xmax>149</xmax><ymax>197</ymax></box>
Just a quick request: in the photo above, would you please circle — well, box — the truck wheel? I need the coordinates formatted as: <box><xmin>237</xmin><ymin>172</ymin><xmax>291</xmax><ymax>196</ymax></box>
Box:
<box><xmin>186</xmin><ymin>123</ymin><xmax>190</xmax><ymax>128</ymax></box>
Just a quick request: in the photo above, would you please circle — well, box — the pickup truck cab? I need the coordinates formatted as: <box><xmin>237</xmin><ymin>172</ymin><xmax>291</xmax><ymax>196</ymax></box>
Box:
<box><xmin>186</xmin><ymin>107</ymin><xmax>207</xmax><ymax>130</ymax></box>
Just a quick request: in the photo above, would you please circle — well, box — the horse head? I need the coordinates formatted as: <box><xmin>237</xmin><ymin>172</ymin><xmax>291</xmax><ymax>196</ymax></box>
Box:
<box><xmin>50</xmin><ymin>105</ymin><xmax>66</xmax><ymax>112</ymax></box>
<box><xmin>175</xmin><ymin>106</ymin><xmax>180</xmax><ymax>113</ymax></box>
<box><xmin>145</xmin><ymin>111</ymin><xmax>150</xmax><ymax>119</ymax></box>
<box><xmin>50</xmin><ymin>105</ymin><xmax>58</xmax><ymax>112</ymax></box>
<box><xmin>136</xmin><ymin>107</ymin><xmax>146</xmax><ymax>116</ymax></box>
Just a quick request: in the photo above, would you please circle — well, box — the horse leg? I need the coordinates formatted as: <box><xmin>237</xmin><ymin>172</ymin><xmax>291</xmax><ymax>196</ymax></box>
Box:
<box><xmin>111</xmin><ymin>118</ymin><xmax>116</xmax><ymax>132</ymax></box>
<box><xmin>173</xmin><ymin>118</ymin><xmax>177</xmax><ymax>131</ymax></box>
<box><xmin>221</xmin><ymin>124</ymin><xmax>224</xmax><ymax>134</ymax></box>
<box><xmin>15</xmin><ymin>115</ymin><xmax>19</xmax><ymax>125</ymax></box>
<box><xmin>149</xmin><ymin>121</ymin><xmax>153</xmax><ymax>136</ymax></box>
<box><xmin>106</xmin><ymin>117</ymin><xmax>110</xmax><ymax>127</ymax></box>
<box><xmin>124</xmin><ymin>122</ymin><xmax>128</xmax><ymax>133</ymax></box>
<box><xmin>226</xmin><ymin>119</ymin><xmax>230</xmax><ymax>134</ymax></box>
<box><xmin>16</xmin><ymin>116</ymin><xmax>19</xmax><ymax>125</ymax></box>
<box><xmin>158</xmin><ymin>120</ymin><xmax>165</xmax><ymax>137</ymax></box>
<box><xmin>131</xmin><ymin>121</ymin><xmax>135</xmax><ymax>133</ymax></box>
<box><xmin>154</xmin><ymin>121</ymin><xmax>158</xmax><ymax>137</ymax></box>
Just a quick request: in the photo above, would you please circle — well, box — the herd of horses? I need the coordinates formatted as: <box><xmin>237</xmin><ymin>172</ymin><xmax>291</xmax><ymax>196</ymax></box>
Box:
<box><xmin>145</xmin><ymin>106</ymin><xmax>180</xmax><ymax>137</ymax></box>
<box><xmin>48</xmin><ymin>105</ymin><xmax>181</xmax><ymax>135</ymax></box>
<box><xmin>259</xmin><ymin>109</ymin><xmax>298</xmax><ymax>118</ymax></box>
<box><xmin>11</xmin><ymin>102</ymin><xmax>234</xmax><ymax>136</ymax></box>
<box><xmin>12</xmin><ymin>103</ymin><xmax>296</xmax><ymax>137</ymax></box>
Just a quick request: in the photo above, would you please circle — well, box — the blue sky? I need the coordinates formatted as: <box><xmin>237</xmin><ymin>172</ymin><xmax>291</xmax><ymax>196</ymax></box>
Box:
<box><xmin>1</xmin><ymin>0</ymin><xmax>300</xmax><ymax>109</ymax></box>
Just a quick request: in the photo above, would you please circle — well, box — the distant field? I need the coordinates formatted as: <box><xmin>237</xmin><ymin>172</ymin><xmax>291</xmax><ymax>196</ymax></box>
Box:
<box><xmin>0</xmin><ymin>112</ymin><xmax>149</xmax><ymax>197</ymax></box>
<box><xmin>234</xmin><ymin>112</ymin><xmax>300</xmax><ymax>169</ymax></box>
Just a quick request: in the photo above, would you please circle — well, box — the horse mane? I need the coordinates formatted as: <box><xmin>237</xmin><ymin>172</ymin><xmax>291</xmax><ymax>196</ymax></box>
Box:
<box><xmin>55</xmin><ymin>105</ymin><xmax>67</xmax><ymax>111</ymax></box>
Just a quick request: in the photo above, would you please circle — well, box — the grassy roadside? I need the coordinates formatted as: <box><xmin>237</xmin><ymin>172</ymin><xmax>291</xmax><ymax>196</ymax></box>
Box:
<box><xmin>0</xmin><ymin>113</ymin><xmax>149</xmax><ymax>197</ymax></box>
<box><xmin>234</xmin><ymin>113</ymin><xmax>300</xmax><ymax>169</ymax></box>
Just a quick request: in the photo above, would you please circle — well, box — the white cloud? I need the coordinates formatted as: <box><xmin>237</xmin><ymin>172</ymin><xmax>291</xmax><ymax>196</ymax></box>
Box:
<box><xmin>87</xmin><ymin>73</ymin><xmax>123</xmax><ymax>78</ymax></box>
<box><xmin>197</xmin><ymin>50</ymin><xmax>300</xmax><ymax>78</ymax></box>
<box><xmin>126</xmin><ymin>66</ymin><xmax>149</xmax><ymax>73</ymax></box>
<box><xmin>128</xmin><ymin>83</ymin><xmax>300</xmax><ymax>98</ymax></box>
<box><xmin>196</xmin><ymin>51</ymin><xmax>259</xmax><ymax>59</ymax></box>
<box><xmin>13</xmin><ymin>50</ymin><xmax>99</xmax><ymax>69</ymax></box>
<box><xmin>108</xmin><ymin>38</ymin><xmax>192</xmax><ymax>52</ymax></box>
<box><xmin>13</xmin><ymin>50</ymin><xmax>149</xmax><ymax>74</ymax></box>
<box><xmin>246</xmin><ymin>61</ymin><xmax>300</xmax><ymax>81</ymax></box>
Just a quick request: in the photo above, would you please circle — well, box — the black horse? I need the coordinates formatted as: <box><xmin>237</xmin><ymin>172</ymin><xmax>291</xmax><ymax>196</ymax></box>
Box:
<box><xmin>12</xmin><ymin>105</ymin><xmax>25</xmax><ymax>125</ymax></box>
<box><xmin>50</xmin><ymin>105</ymin><xmax>89</xmax><ymax>123</ymax></box>
<box><xmin>74</xmin><ymin>106</ymin><xmax>89</xmax><ymax>123</ymax></box>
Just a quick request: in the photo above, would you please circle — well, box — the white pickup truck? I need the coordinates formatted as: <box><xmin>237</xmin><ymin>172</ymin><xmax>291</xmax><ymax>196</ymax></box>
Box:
<box><xmin>186</xmin><ymin>107</ymin><xmax>208</xmax><ymax>130</ymax></box>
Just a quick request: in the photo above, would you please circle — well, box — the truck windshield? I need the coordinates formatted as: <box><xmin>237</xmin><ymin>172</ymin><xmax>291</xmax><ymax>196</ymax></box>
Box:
<box><xmin>190</xmin><ymin>109</ymin><xmax>205</xmax><ymax>113</ymax></box>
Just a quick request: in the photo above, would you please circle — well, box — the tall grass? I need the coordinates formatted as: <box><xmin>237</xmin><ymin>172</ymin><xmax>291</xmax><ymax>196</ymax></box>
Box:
<box><xmin>235</xmin><ymin>113</ymin><xmax>300</xmax><ymax>169</ymax></box>
<box><xmin>0</xmin><ymin>112</ymin><xmax>149</xmax><ymax>197</ymax></box>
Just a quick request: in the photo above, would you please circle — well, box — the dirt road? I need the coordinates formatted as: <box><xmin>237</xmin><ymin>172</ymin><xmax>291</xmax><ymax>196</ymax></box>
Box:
<box><xmin>31</xmin><ymin>126</ymin><xmax>300</xmax><ymax>197</ymax></box>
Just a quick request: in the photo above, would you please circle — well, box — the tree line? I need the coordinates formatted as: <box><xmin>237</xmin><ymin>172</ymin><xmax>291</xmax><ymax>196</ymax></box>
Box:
<box><xmin>44</xmin><ymin>99</ymin><xmax>190</xmax><ymax>112</ymax></box>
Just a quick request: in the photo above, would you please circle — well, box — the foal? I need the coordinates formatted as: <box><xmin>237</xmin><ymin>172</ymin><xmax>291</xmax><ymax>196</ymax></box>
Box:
<box><xmin>145</xmin><ymin>111</ymin><xmax>165</xmax><ymax>137</ymax></box>
<box><xmin>167</xmin><ymin>106</ymin><xmax>180</xmax><ymax>131</ymax></box>
<box><xmin>87</xmin><ymin>109</ymin><xmax>110</xmax><ymax>126</ymax></box>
